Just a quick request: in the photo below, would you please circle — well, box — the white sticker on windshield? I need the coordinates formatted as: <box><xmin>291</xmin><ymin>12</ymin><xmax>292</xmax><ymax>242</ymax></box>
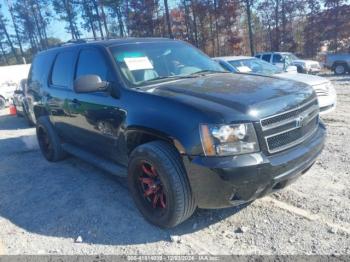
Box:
<box><xmin>124</xmin><ymin>57</ymin><xmax>154</xmax><ymax>71</ymax></box>
<box><xmin>237</xmin><ymin>66</ymin><xmax>252</xmax><ymax>73</ymax></box>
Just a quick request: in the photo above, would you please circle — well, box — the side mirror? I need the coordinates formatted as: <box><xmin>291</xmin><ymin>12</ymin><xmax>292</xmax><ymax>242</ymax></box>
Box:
<box><xmin>74</xmin><ymin>75</ymin><xmax>109</xmax><ymax>93</ymax></box>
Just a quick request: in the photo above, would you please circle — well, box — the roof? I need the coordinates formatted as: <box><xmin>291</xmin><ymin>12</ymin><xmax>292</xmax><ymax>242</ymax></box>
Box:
<box><xmin>255</xmin><ymin>51</ymin><xmax>292</xmax><ymax>55</ymax></box>
<box><xmin>213</xmin><ymin>56</ymin><xmax>253</xmax><ymax>61</ymax></box>
<box><xmin>38</xmin><ymin>37</ymin><xmax>175</xmax><ymax>55</ymax></box>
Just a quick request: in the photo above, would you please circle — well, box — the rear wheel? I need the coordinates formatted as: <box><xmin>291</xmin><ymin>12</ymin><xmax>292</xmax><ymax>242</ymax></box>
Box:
<box><xmin>36</xmin><ymin>116</ymin><xmax>67</xmax><ymax>162</ymax></box>
<box><xmin>128</xmin><ymin>141</ymin><xmax>196</xmax><ymax>228</ymax></box>
<box><xmin>0</xmin><ymin>96</ymin><xmax>6</xmax><ymax>109</ymax></box>
<box><xmin>333</xmin><ymin>63</ymin><xmax>347</xmax><ymax>75</ymax></box>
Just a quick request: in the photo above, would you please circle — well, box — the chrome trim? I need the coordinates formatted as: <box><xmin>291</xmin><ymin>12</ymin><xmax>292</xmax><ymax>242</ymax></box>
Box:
<box><xmin>265</xmin><ymin>122</ymin><xmax>319</xmax><ymax>154</ymax></box>
<box><xmin>260</xmin><ymin>97</ymin><xmax>318</xmax><ymax>128</ymax></box>
<box><xmin>265</xmin><ymin>112</ymin><xmax>319</xmax><ymax>153</ymax></box>
<box><xmin>261</xmin><ymin>104</ymin><xmax>319</xmax><ymax>131</ymax></box>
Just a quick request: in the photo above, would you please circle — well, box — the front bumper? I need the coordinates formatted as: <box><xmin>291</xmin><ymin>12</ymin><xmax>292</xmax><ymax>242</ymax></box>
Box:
<box><xmin>183</xmin><ymin>123</ymin><xmax>326</xmax><ymax>209</ymax></box>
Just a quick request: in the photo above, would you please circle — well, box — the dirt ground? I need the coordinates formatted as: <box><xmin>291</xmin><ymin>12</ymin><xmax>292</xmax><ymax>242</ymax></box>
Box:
<box><xmin>0</xmin><ymin>73</ymin><xmax>349</xmax><ymax>255</ymax></box>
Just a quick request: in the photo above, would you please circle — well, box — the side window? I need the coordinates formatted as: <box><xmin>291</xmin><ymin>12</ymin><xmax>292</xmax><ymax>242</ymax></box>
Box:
<box><xmin>272</xmin><ymin>54</ymin><xmax>283</xmax><ymax>63</ymax></box>
<box><xmin>28</xmin><ymin>52</ymin><xmax>55</xmax><ymax>93</ymax></box>
<box><xmin>76</xmin><ymin>49</ymin><xmax>109</xmax><ymax>81</ymax></box>
<box><xmin>255</xmin><ymin>55</ymin><xmax>261</xmax><ymax>59</ymax></box>
<box><xmin>262</xmin><ymin>54</ymin><xmax>271</xmax><ymax>62</ymax></box>
<box><xmin>51</xmin><ymin>51</ymin><xmax>76</xmax><ymax>88</ymax></box>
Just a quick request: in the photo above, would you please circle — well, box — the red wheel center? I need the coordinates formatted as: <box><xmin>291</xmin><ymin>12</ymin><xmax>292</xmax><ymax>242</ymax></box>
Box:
<box><xmin>139</xmin><ymin>162</ymin><xmax>166</xmax><ymax>209</ymax></box>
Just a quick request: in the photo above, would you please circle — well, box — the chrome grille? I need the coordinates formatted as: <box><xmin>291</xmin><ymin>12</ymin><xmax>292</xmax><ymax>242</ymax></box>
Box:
<box><xmin>260</xmin><ymin>98</ymin><xmax>319</xmax><ymax>154</ymax></box>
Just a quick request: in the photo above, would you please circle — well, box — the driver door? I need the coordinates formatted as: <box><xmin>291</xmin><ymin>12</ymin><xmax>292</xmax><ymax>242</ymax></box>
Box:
<box><xmin>66</xmin><ymin>47</ymin><xmax>126</xmax><ymax>164</ymax></box>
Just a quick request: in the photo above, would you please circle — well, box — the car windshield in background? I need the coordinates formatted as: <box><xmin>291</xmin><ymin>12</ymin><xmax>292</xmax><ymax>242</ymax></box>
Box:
<box><xmin>110</xmin><ymin>41</ymin><xmax>225</xmax><ymax>87</ymax></box>
<box><xmin>228</xmin><ymin>58</ymin><xmax>283</xmax><ymax>75</ymax></box>
<box><xmin>284</xmin><ymin>53</ymin><xmax>299</xmax><ymax>61</ymax></box>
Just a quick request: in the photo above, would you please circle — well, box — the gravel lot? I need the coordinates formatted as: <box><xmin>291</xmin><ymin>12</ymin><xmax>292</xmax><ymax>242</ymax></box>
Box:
<box><xmin>0</xmin><ymin>73</ymin><xmax>349</xmax><ymax>255</ymax></box>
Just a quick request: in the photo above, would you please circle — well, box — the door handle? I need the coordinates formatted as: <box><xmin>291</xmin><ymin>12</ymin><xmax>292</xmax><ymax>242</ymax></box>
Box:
<box><xmin>69</xmin><ymin>99</ymin><xmax>81</xmax><ymax>108</ymax></box>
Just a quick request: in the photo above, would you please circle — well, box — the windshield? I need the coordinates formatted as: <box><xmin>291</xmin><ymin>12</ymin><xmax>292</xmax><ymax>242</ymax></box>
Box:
<box><xmin>110</xmin><ymin>41</ymin><xmax>225</xmax><ymax>87</ymax></box>
<box><xmin>228</xmin><ymin>58</ymin><xmax>283</xmax><ymax>75</ymax></box>
<box><xmin>284</xmin><ymin>53</ymin><xmax>299</xmax><ymax>61</ymax></box>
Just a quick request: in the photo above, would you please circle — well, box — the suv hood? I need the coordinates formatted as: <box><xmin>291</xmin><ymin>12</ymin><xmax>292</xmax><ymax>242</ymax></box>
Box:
<box><xmin>148</xmin><ymin>73</ymin><xmax>315</xmax><ymax>120</ymax></box>
<box><xmin>276</xmin><ymin>72</ymin><xmax>328</xmax><ymax>86</ymax></box>
<box><xmin>293</xmin><ymin>59</ymin><xmax>320</xmax><ymax>66</ymax></box>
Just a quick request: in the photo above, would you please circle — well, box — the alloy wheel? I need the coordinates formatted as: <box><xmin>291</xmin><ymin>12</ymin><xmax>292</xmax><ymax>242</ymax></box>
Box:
<box><xmin>138</xmin><ymin>160</ymin><xmax>167</xmax><ymax>210</ymax></box>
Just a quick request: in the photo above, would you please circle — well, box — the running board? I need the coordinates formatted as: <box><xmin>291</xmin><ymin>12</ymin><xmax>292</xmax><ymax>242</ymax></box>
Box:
<box><xmin>61</xmin><ymin>143</ymin><xmax>127</xmax><ymax>177</ymax></box>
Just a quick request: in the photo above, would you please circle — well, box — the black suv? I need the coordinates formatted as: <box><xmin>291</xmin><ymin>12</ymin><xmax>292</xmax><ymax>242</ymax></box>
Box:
<box><xmin>28</xmin><ymin>38</ymin><xmax>326</xmax><ymax>228</ymax></box>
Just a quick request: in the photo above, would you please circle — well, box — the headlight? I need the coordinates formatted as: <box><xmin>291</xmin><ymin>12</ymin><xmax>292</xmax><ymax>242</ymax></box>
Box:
<box><xmin>200</xmin><ymin>123</ymin><xmax>260</xmax><ymax>156</ymax></box>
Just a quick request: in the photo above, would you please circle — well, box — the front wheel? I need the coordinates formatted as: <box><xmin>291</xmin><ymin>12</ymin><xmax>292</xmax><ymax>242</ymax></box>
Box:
<box><xmin>334</xmin><ymin>64</ymin><xmax>347</xmax><ymax>75</ymax></box>
<box><xmin>128</xmin><ymin>141</ymin><xmax>196</xmax><ymax>228</ymax></box>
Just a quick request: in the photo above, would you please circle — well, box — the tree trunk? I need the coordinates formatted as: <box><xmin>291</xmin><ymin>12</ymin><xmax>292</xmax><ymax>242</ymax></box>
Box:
<box><xmin>63</xmin><ymin>0</ymin><xmax>78</xmax><ymax>39</ymax></box>
<box><xmin>213</xmin><ymin>0</ymin><xmax>220</xmax><ymax>55</ymax></box>
<box><xmin>30</xmin><ymin>3</ymin><xmax>45</xmax><ymax>49</ymax></box>
<box><xmin>207</xmin><ymin>0</ymin><xmax>215</xmax><ymax>56</ymax></box>
<box><xmin>99</xmin><ymin>2</ymin><xmax>109</xmax><ymax>38</ymax></box>
<box><xmin>190</xmin><ymin>0</ymin><xmax>199</xmax><ymax>47</ymax></box>
<box><xmin>245</xmin><ymin>0</ymin><xmax>255</xmax><ymax>56</ymax></box>
<box><xmin>92</xmin><ymin>0</ymin><xmax>104</xmax><ymax>38</ymax></box>
<box><xmin>35</xmin><ymin>0</ymin><xmax>49</xmax><ymax>48</ymax></box>
<box><xmin>116</xmin><ymin>6</ymin><xmax>125</xmax><ymax>37</ymax></box>
<box><xmin>164</xmin><ymin>0</ymin><xmax>173</xmax><ymax>38</ymax></box>
<box><xmin>0</xmin><ymin>18</ymin><xmax>20</xmax><ymax>63</ymax></box>
<box><xmin>83</xmin><ymin>0</ymin><xmax>97</xmax><ymax>39</ymax></box>
<box><xmin>274</xmin><ymin>0</ymin><xmax>280</xmax><ymax>51</ymax></box>
<box><xmin>0</xmin><ymin>41</ymin><xmax>9</xmax><ymax>65</ymax></box>
<box><xmin>7</xmin><ymin>0</ymin><xmax>25</xmax><ymax>62</ymax></box>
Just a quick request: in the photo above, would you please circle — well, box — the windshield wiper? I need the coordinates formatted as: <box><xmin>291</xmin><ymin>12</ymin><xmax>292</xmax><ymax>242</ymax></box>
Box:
<box><xmin>142</xmin><ymin>75</ymin><xmax>197</xmax><ymax>84</ymax></box>
<box><xmin>189</xmin><ymin>69</ymin><xmax>227</xmax><ymax>76</ymax></box>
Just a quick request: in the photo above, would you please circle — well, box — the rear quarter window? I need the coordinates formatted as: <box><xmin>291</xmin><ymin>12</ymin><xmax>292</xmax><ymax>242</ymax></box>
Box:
<box><xmin>50</xmin><ymin>51</ymin><xmax>76</xmax><ymax>89</ymax></box>
<box><xmin>28</xmin><ymin>52</ymin><xmax>56</xmax><ymax>93</ymax></box>
<box><xmin>262</xmin><ymin>54</ymin><xmax>272</xmax><ymax>62</ymax></box>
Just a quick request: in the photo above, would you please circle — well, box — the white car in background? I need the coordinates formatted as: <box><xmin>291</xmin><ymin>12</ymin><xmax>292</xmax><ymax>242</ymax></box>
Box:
<box><xmin>0</xmin><ymin>82</ymin><xmax>18</xmax><ymax>109</ymax></box>
<box><xmin>255</xmin><ymin>52</ymin><xmax>321</xmax><ymax>74</ymax></box>
<box><xmin>214</xmin><ymin>56</ymin><xmax>336</xmax><ymax>115</ymax></box>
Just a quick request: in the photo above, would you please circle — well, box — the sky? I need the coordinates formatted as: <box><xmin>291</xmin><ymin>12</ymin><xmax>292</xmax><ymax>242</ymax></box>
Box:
<box><xmin>1</xmin><ymin>0</ymin><xmax>180</xmax><ymax>45</ymax></box>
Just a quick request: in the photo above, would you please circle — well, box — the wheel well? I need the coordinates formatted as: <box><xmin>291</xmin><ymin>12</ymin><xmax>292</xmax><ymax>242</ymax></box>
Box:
<box><xmin>332</xmin><ymin>61</ymin><xmax>348</xmax><ymax>69</ymax></box>
<box><xmin>126</xmin><ymin>130</ymin><xmax>184</xmax><ymax>156</ymax></box>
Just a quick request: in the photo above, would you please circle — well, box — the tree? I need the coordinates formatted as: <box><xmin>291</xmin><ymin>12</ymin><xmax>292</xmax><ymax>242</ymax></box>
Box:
<box><xmin>164</xmin><ymin>0</ymin><xmax>173</xmax><ymax>38</ymax></box>
<box><xmin>6</xmin><ymin>0</ymin><xmax>25</xmax><ymax>61</ymax></box>
<box><xmin>244</xmin><ymin>0</ymin><xmax>255</xmax><ymax>55</ymax></box>
<box><xmin>0</xmin><ymin>4</ymin><xmax>20</xmax><ymax>63</ymax></box>
<box><xmin>80</xmin><ymin>0</ymin><xmax>98</xmax><ymax>39</ymax></box>
<box><xmin>53</xmin><ymin>0</ymin><xmax>81</xmax><ymax>39</ymax></box>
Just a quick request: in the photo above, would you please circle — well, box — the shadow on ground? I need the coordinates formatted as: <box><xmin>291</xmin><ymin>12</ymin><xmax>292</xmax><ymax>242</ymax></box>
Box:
<box><xmin>0</xmin><ymin>113</ymin><xmax>29</xmax><ymax>130</ymax></box>
<box><xmin>0</xmin><ymin>113</ymin><xmax>249</xmax><ymax>246</ymax></box>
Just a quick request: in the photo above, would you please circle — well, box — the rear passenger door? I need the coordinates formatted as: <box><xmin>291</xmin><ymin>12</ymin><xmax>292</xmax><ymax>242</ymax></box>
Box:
<box><xmin>47</xmin><ymin>50</ymin><xmax>77</xmax><ymax>139</ymax></box>
<box><xmin>272</xmin><ymin>54</ymin><xmax>284</xmax><ymax>69</ymax></box>
<box><xmin>67</xmin><ymin>47</ymin><xmax>125</xmax><ymax>163</ymax></box>
<box><xmin>261</xmin><ymin>54</ymin><xmax>272</xmax><ymax>63</ymax></box>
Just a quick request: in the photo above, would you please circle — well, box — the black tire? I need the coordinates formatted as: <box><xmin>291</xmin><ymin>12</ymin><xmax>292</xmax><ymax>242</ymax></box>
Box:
<box><xmin>36</xmin><ymin>116</ymin><xmax>67</xmax><ymax>162</ymax></box>
<box><xmin>333</xmin><ymin>63</ymin><xmax>348</xmax><ymax>75</ymax></box>
<box><xmin>128</xmin><ymin>141</ymin><xmax>196</xmax><ymax>228</ymax></box>
<box><xmin>0</xmin><ymin>96</ymin><xmax>6</xmax><ymax>109</ymax></box>
<box><xmin>296</xmin><ymin>66</ymin><xmax>305</xmax><ymax>74</ymax></box>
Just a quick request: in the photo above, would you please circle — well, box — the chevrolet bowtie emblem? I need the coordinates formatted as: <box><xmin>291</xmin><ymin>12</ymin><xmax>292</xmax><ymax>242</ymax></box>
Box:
<box><xmin>296</xmin><ymin>113</ymin><xmax>309</xmax><ymax>128</ymax></box>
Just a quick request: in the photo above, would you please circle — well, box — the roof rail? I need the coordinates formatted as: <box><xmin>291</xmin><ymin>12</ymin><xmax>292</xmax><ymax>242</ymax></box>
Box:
<box><xmin>61</xmin><ymin>37</ymin><xmax>112</xmax><ymax>46</ymax></box>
